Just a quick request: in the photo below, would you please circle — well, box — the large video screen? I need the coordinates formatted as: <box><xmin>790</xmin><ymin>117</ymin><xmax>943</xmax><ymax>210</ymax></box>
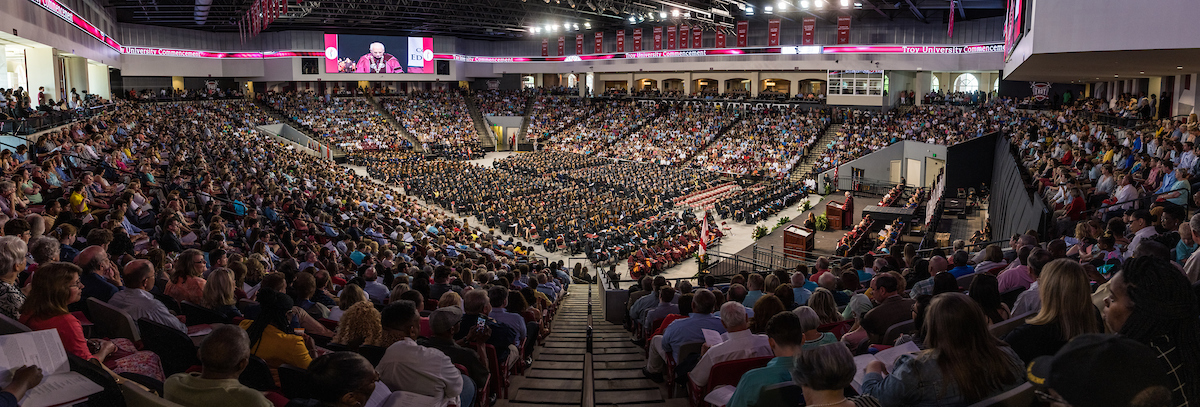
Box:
<box><xmin>323</xmin><ymin>34</ymin><xmax>434</xmax><ymax>74</ymax></box>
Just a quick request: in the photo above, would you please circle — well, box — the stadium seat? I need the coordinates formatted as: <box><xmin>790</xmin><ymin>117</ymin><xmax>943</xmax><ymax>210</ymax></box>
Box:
<box><xmin>137</xmin><ymin>318</ymin><xmax>201</xmax><ymax>376</ymax></box>
<box><xmin>239</xmin><ymin>355</ymin><xmax>278</xmax><ymax>391</ymax></box>
<box><xmin>0</xmin><ymin>312</ymin><xmax>32</xmax><ymax>335</ymax></box>
<box><xmin>87</xmin><ymin>297</ymin><xmax>142</xmax><ymax>342</ymax></box>
<box><xmin>988</xmin><ymin>310</ymin><xmax>1038</xmax><ymax>338</ymax></box>
<box><xmin>180</xmin><ymin>301</ymin><xmax>231</xmax><ymax>325</ymax></box>
<box><xmin>967</xmin><ymin>382</ymin><xmax>1035</xmax><ymax>407</ymax></box>
<box><xmin>687</xmin><ymin>356</ymin><xmax>773</xmax><ymax>407</ymax></box>
<box><xmin>277</xmin><ymin>363</ymin><xmax>313</xmax><ymax>399</ymax></box>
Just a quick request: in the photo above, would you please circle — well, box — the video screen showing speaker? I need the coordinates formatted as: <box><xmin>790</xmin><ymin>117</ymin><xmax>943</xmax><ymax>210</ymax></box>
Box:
<box><xmin>323</xmin><ymin>34</ymin><xmax>434</xmax><ymax>74</ymax></box>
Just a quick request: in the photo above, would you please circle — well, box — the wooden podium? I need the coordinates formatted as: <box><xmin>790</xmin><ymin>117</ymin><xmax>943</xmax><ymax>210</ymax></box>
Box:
<box><xmin>783</xmin><ymin>225</ymin><xmax>815</xmax><ymax>260</ymax></box>
<box><xmin>826</xmin><ymin>201</ymin><xmax>845</xmax><ymax>230</ymax></box>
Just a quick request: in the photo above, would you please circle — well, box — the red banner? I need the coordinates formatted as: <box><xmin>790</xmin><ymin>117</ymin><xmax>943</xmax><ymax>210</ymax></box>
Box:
<box><xmin>715</xmin><ymin>31</ymin><xmax>726</xmax><ymax>48</ymax></box>
<box><xmin>541</xmin><ymin>39</ymin><xmax>548</xmax><ymax>56</ymax></box>
<box><xmin>616</xmin><ymin>30</ymin><xmax>625</xmax><ymax>52</ymax></box>
<box><xmin>837</xmin><ymin>16</ymin><xmax>851</xmax><ymax>44</ymax></box>
<box><xmin>736</xmin><ymin>21</ymin><xmax>748</xmax><ymax>47</ymax></box>
<box><xmin>633</xmin><ymin>29</ymin><xmax>642</xmax><ymax>51</ymax></box>
<box><xmin>948</xmin><ymin>0</ymin><xmax>956</xmax><ymax>37</ymax></box>
<box><xmin>768</xmin><ymin>19</ymin><xmax>781</xmax><ymax>46</ymax></box>
<box><xmin>557</xmin><ymin>36</ymin><xmax>565</xmax><ymax>56</ymax></box>
<box><xmin>667</xmin><ymin>26</ymin><xmax>676</xmax><ymax>49</ymax></box>
<box><xmin>653</xmin><ymin>27</ymin><xmax>663</xmax><ymax>50</ymax></box>
<box><xmin>576</xmin><ymin>34</ymin><xmax>584</xmax><ymax>54</ymax></box>
<box><xmin>594</xmin><ymin>32</ymin><xmax>603</xmax><ymax>53</ymax></box>
<box><xmin>692</xmin><ymin>28</ymin><xmax>702</xmax><ymax>48</ymax></box>
<box><xmin>803</xmin><ymin>18</ymin><xmax>816</xmax><ymax>45</ymax></box>
<box><xmin>678</xmin><ymin>25</ymin><xmax>688</xmax><ymax>48</ymax></box>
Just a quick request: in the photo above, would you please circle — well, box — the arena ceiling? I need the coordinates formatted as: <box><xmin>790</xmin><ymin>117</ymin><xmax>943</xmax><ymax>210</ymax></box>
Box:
<box><xmin>101</xmin><ymin>0</ymin><xmax>1006</xmax><ymax>40</ymax></box>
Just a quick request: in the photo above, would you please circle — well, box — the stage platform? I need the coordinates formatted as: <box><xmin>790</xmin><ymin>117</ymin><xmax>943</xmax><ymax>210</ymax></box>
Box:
<box><xmin>727</xmin><ymin>193</ymin><xmax>874</xmax><ymax>259</ymax></box>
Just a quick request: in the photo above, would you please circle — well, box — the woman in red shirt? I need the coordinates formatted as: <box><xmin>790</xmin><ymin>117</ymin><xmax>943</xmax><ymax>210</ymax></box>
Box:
<box><xmin>19</xmin><ymin>262</ymin><xmax>165</xmax><ymax>381</ymax></box>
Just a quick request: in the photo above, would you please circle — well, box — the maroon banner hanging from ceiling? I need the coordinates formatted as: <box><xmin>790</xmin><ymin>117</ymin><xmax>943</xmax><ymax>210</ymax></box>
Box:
<box><xmin>736</xmin><ymin>20</ymin><xmax>748</xmax><ymax>47</ymax></box>
<box><xmin>692</xmin><ymin>28</ymin><xmax>702</xmax><ymax>48</ymax></box>
<box><xmin>541</xmin><ymin>39</ymin><xmax>548</xmax><ymax>56</ymax></box>
<box><xmin>715</xmin><ymin>31</ymin><xmax>726</xmax><ymax>48</ymax></box>
<box><xmin>678</xmin><ymin>24</ymin><xmax>688</xmax><ymax>48</ymax></box>
<box><xmin>576</xmin><ymin>34</ymin><xmax>584</xmax><ymax>54</ymax></box>
<box><xmin>616</xmin><ymin>30</ymin><xmax>625</xmax><ymax>52</ymax></box>
<box><xmin>594</xmin><ymin>32</ymin><xmax>603</xmax><ymax>53</ymax></box>
<box><xmin>653</xmin><ymin>27</ymin><xmax>663</xmax><ymax>50</ymax></box>
<box><xmin>667</xmin><ymin>26</ymin><xmax>676</xmax><ymax>49</ymax></box>
<box><xmin>557</xmin><ymin>36</ymin><xmax>565</xmax><ymax>56</ymax></box>
<box><xmin>837</xmin><ymin>16</ymin><xmax>852</xmax><ymax>44</ymax></box>
<box><xmin>633</xmin><ymin>28</ymin><xmax>643</xmax><ymax>51</ymax></box>
<box><xmin>768</xmin><ymin>19</ymin><xmax>781</xmax><ymax>46</ymax></box>
<box><xmin>803</xmin><ymin>18</ymin><xmax>816</xmax><ymax>45</ymax></box>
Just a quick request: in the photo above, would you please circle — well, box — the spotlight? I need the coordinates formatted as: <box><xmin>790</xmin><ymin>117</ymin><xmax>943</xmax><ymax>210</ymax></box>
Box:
<box><xmin>660</xmin><ymin>11</ymin><xmax>667</xmax><ymax>18</ymax></box>
<box><xmin>778</xmin><ymin>1</ymin><xmax>787</xmax><ymax>10</ymax></box>
<box><xmin>629</xmin><ymin>16</ymin><xmax>637</xmax><ymax>23</ymax></box>
<box><xmin>545</xmin><ymin>25</ymin><xmax>552</xmax><ymax>31</ymax></box>
<box><xmin>815</xmin><ymin>0</ymin><xmax>823</xmax><ymax>8</ymax></box>
<box><xmin>584</xmin><ymin>22</ymin><xmax>591</xmax><ymax>28</ymax></box>
<box><xmin>746</xmin><ymin>6</ymin><xmax>754</xmax><ymax>14</ymax></box>
<box><xmin>764</xmin><ymin>5</ymin><xmax>773</xmax><ymax>13</ymax></box>
<box><xmin>841</xmin><ymin>0</ymin><xmax>850</xmax><ymax>6</ymax></box>
<box><xmin>671</xmin><ymin>9</ymin><xmax>679</xmax><ymax>16</ymax></box>
<box><xmin>683</xmin><ymin>11</ymin><xmax>689</xmax><ymax>17</ymax></box>
<box><xmin>1114</xmin><ymin>74</ymin><xmax>1119</xmax><ymax>78</ymax></box>
<box><xmin>1140</xmin><ymin>71</ymin><xmax>1145</xmax><ymax>74</ymax></box>
<box><xmin>563</xmin><ymin>23</ymin><xmax>570</xmax><ymax>29</ymax></box>
<box><xmin>1179</xmin><ymin>66</ymin><xmax>1184</xmax><ymax>70</ymax></box>
<box><xmin>801</xmin><ymin>0</ymin><xmax>809</xmax><ymax>8</ymax></box>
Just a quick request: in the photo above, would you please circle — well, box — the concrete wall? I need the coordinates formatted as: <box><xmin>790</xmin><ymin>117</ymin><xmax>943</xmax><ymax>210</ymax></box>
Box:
<box><xmin>0</xmin><ymin>0</ymin><xmax>121</xmax><ymax>67</ymax></box>
<box><xmin>1025</xmin><ymin>0</ymin><xmax>1200</xmax><ymax>55</ymax></box>
<box><xmin>818</xmin><ymin>140</ymin><xmax>948</xmax><ymax>190</ymax></box>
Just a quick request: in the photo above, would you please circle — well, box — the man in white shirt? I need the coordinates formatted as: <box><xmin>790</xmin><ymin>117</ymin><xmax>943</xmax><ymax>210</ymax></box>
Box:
<box><xmin>1106</xmin><ymin>174</ymin><xmax>1139</xmax><ymax>222</ymax></box>
<box><xmin>687</xmin><ymin>301</ymin><xmax>773</xmax><ymax>387</ymax></box>
<box><xmin>108</xmin><ymin>260</ymin><xmax>187</xmax><ymax>333</ymax></box>
<box><xmin>377</xmin><ymin>300</ymin><xmax>464</xmax><ymax>406</ymax></box>
<box><xmin>362</xmin><ymin>267</ymin><xmax>389</xmax><ymax>303</ymax></box>
<box><xmin>1125</xmin><ymin>210</ymin><xmax>1158</xmax><ymax>259</ymax></box>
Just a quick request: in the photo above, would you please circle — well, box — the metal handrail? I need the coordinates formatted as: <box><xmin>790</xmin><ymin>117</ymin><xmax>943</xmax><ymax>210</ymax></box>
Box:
<box><xmin>915</xmin><ymin>238</ymin><xmax>1010</xmax><ymax>255</ymax></box>
<box><xmin>1080</xmin><ymin>186</ymin><xmax>1189</xmax><ymax>214</ymax></box>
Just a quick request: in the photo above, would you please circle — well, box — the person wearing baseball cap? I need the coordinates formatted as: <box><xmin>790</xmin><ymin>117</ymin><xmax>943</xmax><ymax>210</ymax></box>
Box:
<box><xmin>1027</xmin><ymin>333</ymin><xmax>1173</xmax><ymax>407</ymax></box>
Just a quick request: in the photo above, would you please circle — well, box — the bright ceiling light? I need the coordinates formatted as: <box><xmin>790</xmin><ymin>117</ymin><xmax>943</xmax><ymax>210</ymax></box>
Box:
<box><xmin>764</xmin><ymin>5</ymin><xmax>773</xmax><ymax>13</ymax></box>
<box><xmin>841</xmin><ymin>0</ymin><xmax>850</xmax><ymax>7</ymax></box>
<box><xmin>545</xmin><ymin>25</ymin><xmax>552</xmax><ymax>31</ymax></box>
<box><xmin>746</xmin><ymin>6</ymin><xmax>754</xmax><ymax>14</ymax></box>
<box><xmin>671</xmin><ymin>9</ymin><xmax>680</xmax><ymax>16</ymax></box>
<box><xmin>563</xmin><ymin>23</ymin><xmax>571</xmax><ymax>29</ymax></box>
<box><xmin>683</xmin><ymin>11</ymin><xmax>689</xmax><ymax>17</ymax></box>
<box><xmin>854</xmin><ymin>2</ymin><xmax>863</xmax><ymax>6</ymax></box>
<box><xmin>584</xmin><ymin>22</ymin><xmax>591</xmax><ymax>28</ymax></box>
<box><xmin>573</xmin><ymin>23</ymin><xmax>579</xmax><ymax>30</ymax></box>
<box><xmin>801</xmin><ymin>0</ymin><xmax>810</xmax><ymax>8</ymax></box>
<box><xmin>660</xmin><ymin>11</ymin><xmax>667</xmax><ymax>18</ymax></box>
<box><xmin>629</xmin><ymin>16</ymin><xmax>637</xmax><ymax>23</ymax></box>
<box><xmin>778</xmin><ymin>1</ymin><xmax>787</xmax><ymax>10</ymax></box>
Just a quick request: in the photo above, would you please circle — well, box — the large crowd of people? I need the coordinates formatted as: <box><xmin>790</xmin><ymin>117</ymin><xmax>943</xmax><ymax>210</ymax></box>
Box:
<box><xmin>265</xmin><ymin>92</ymin><xmax>409</xmax><ymax>151</ymax></box>
<box><xmin>545</xmin><ymin>99</ymin><xmax>650</xmax><ymax>155</ymax></box>
<box><xmin>811</xmin><ymin>105</ymin><xmax>1000</xmax><ymax>174</ymax></box>
<box><xmin>474</xmin><ymin>90</ymin><xmax>529</xmax><ymax>116</ymax></box>
<box><xmin>526</xmin><ymin>96</ymin><xmax>593</xmax><ymax>141</ymax></box>
<box><xmin>598</xmin><ymin>103</ymin><xmax>738</xmax><ymax>165</ymax></box>
<box><xmin>379</xmin><ymin>92</ymin><xmax>481</xmax><ymax>159</ymax></box>
<box><xmin>691</xmin><ymin>106</ymin><xmax>831</xmax><ymax>178</ymax></box>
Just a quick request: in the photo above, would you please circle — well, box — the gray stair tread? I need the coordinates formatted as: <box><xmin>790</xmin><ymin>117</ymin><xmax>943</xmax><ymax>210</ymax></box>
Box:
<box><xmin>509</xmin><ymin>389</ymin><xmax>582</xmax><ymax>404</ymax></box>
<box><xmin>594</xmin><ymin>388</ymin><xmax>664</xmax><ymax>404</ymax></box>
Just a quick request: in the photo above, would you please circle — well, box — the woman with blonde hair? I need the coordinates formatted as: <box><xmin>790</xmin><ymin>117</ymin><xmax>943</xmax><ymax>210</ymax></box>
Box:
<box><xmin>1002</xmin><ymin>259</ymin><xmax>1101</xmax><ymax>363</ymax></box>
<box><xmin>201</xmin><ymin>267</ymin><xmax>242</xmax><ymax>320</ymax></box>
<box><xmin>438</xmin><ymin>291</ymin><xmax>462</xmax><ymax>310</ymax></box>
<box><xmin>330</xmin><ymin>301</ymin><xmax>384</xmax><ymax>351</ymax></box>
<box><xmin>808</xmin><ymin>288</ymin><xmax>842</xmax><ymax>325</ymax></box>
<box><xmin>973</xmin><ymin>245</ymin><xmax>1007</xmax><ymax>275</ymax></box>
<box><xmin>330</xmin><ymin>284</ymin><xmax>369</xmax><ymax>322</ymax></box>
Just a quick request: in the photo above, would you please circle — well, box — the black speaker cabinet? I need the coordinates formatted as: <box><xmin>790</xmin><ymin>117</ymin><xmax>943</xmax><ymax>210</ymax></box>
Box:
<box><xmin>436</xmin><ymin>60</ymin><xmax>450</xmax><ymax>75</ymax></box>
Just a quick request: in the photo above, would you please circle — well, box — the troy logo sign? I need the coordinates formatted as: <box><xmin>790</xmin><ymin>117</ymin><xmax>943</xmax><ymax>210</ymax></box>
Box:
<box><xmin>1030</xmin><ymin>82</ymin><xmax>1051</xmax><ymax>101</ymax></box>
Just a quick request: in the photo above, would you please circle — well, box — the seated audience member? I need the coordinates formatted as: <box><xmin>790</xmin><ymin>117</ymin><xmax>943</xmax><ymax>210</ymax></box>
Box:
<box><xmin>947</xmin><ymin>251</ymin><xmax>975</xmax><ymax>278</ymax></box>
<box><xmin>108</xmin><ymin>259</ymin><xmax>187</xmax><ymax>332</ymax></box>
<box><xmin>329</xmin><ymin>301</ymin><xmax>384</xmax><ymax>350</ymax></box>
<box><xmin>689</xmin><ymin>301</ymin><xmax>773</xmax><ymax>387</ymax></box>
<box><xmin>742</xmin><ymin>274</ymin><xmax>766</xmax><ymax>307</ymax></box>
<box><xmin>300</xmin><ymin>352</ymin><xmax>380</xmax><ymax>407</ymax></box>
<box><xmin>642</xmin><ymin>286</ymin><xmax>679</xmax><ymax>337</ymax></box>
<box><xmin>201</xmin><ymin>268</ymin><xmax>243</xmax><ymax>320</ymax></box>
<box><xmin>973</xmin><ymin>245</ymin><xmax>1007</xmax><ymax>275</ymax></box>
<box><xmin>967</xmin><ymin>274</ymin><xmax>1009</xmax><ymax>324</ymax></box>
<box><xmin>487</xmin><ymin>286</ymin><xmax>527</xmax><ymax>344</ymax></box>
<box><xmin>418</xmin><ymin>306</ymin><xmax>485</xmax><ymax>407</ymax></box>
<box><xmin>1003</xmin><ymin>259</ymin><xmax>1101</xmax><ymax>363</ymax></box>
<box><xmin>787</xmin><ymin>344</ymin><xmax>883</xmax><ymax>407</ymax></box>
<box><xmin>377</xmin><ymin>300</ymin><xmax>464</xmax><ymax>406</ymax></box>
<box><xmin>1103</xmin><ymin>256</ymin><xmax>1200</xmax><ymax>406</ymax></box>
<box><xmin>996</xmin><ymin>246</ymin><xmax>1034</xmax><ymax>293</ymax></box>
<box><xmin>165</xmin><ymin>249</ymin><xmax>208</xmax><ymax>305</ymax></box>
<box><xmin>1026</xmin><ymin>334</ymin><xmax>1175</xmax><ymax>407</ymax></box>
<box><xmin>750</xmin><ymin>295</ymin><xmax>787</xmax><ymax>335</ymax></box>
<box><xmin>807</xmin><ymin>288</ymin><xmax>842</xmax><ymax>325</ymax></box>
<box><xmin>164</xmin><ymin>325</ymin><xmax>272</xmax><ymax>407</ymax></box>
<box><xmin>21</xmin><ymin>262</ymin><xmax>166</xmax><ymax>381</ymax></box>
<box><xmin>725</xmin><ymin>311</ymin><xmax>803</xmax><ymax>407</ymax></box>
<box><xmin>0</xmin><ymin>365</ymin><xmax>43</xmax><ymax>406</ymax></box>
<box><xmin>861</xmin><ymin>293</ymin><xmax>1024</xmax><ymax>405</ymax></box>
<box><xmin>361</xmin><ymin>267</ymin><xmax>389</xmax><ymax>303</ymax></box>
<box><xmin>456</xmin><ymin>289</ymin><xmax>519</xmax><ymax>367</ymax></box>
<box><xmin>240</xmin><ymin>289</ymin><xmax>315</xmax><ymax>369</ymax></box>
<box><xmin>791</xmin><ymin>272</ymin><xmax>815</xmax><ymax>305</ymax></box>
<box><xmin>817</xmin><ymin>273</ymin><xmax>849</xmax><ymax>306</ymax></box>
<box><xmin>330</xmin><ymin>284</ymin><xmax>368</xmax><ymax>321</ymax></box>
<box><xmin>1011</xmin><ymin>247</ymin><xmax>1054</xmax><ymax>316</ymax></box>
<box><xmin>74</xmin><ymin>245</ymin><xmax>119</xmax><ymax>305</ymax></box>
<box><xmin>854</xmin><ymin>273</ymin><xmax>914</xmax><ymax>347</ymax></box>
<box><xmin>794</xmin><ymin>306</ymin><xmax>838</xmax><ymax>349</ymax></box>
<box><xmin>651</xmin><ymin>293</ymin><xmax>693</xmax><ymax>338</ymax></box>
<box><xmin>893</xmin><ymin>295</ymin><xmax>933</xmax><ymax>349</ymax></box>
<box><xmin>0</xmin><ymin>236</ymin><xmax>27</xmax><ymax>320</ymax></box>
<box><xmin>645</xmin><ymin>289</ymin><xmax>722</xmax><ymax>381</ymax></box>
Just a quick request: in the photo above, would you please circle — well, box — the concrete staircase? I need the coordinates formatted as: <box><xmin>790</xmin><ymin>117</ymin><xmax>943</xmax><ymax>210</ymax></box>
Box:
<box><xmin>502</xmin><ymin>284</ymin><xmax>682</xmax><ymax>407</ymax></box>
<box><xmin>788</xmin><ymin>123</ymin><xmax>843</xmax><ymax>183</ymax></box>
<box><xmin>463</xmin><ymin>90</ymin><xmax>497</xmax><ymax>151</ymax></box>
<box><xmin>365</xmin><ymin>94</ymin><xmax>420</xmax><ymax>151</ymax></box>
<box><xmin>514</xmin><ymin>95</ymin><xmax>534</xmax><ymax>151</ymax></box>
<box><xmin>252</xmin><ymin>98</ymin><xmax>346</xmax><ymax>158</ymax></box>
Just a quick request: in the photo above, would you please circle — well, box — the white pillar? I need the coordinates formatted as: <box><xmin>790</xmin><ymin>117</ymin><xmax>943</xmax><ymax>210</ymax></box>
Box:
<box><xmin>86</xmin><ymin>63</ymin><xmax>110</xmax><ymax>100</ymax></box>
<box><xmin>750</xmin><ymin>71</ymin><xmax>761</xmax><ymax>96</ymax></box>
<box><xmin>914</xmin><ymin>72</ymin><xmax>931</xmax><ymax>106</ymax></box>
<box><xmin>25</xmin><ymin>48</ymin><xmax>61</xmax><ymax>108</ymax></box>
<box><xmin>64</xmin><ymin>56</ymin><xmax>88</xmax><ymax>100</ymax></box>
<box><xmin>0</xmin><ymin>46</ymin><xmax>7</xmax><ymax>89</ymax></box>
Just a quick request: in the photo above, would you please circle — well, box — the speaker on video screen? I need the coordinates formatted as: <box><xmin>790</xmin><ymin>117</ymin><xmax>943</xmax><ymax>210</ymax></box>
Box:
<box><xmin>436</xmin><ymin>60</ymin><xmax>450</xmax><ymax>75</ymax></box>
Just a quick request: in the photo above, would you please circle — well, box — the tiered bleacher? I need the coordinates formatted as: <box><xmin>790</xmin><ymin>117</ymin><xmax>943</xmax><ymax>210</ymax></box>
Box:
<box><xmin>266</xmin><ymin>92</ymin><xmax>408</xmax><ymax>151</ymax></box>
<box><xmin>690</xmin><ymin>106</ymin><xmax>830</xmax><ymax>178</ymax></box>
<box><xmin>380</xmin><ymin>91</ymin><xmax>481</xmax><ymax>159</ymax></box>
<box><xmin>597</xmin><ymin>104</ymin><xmax>737</xmax><ymax>165</ymax></box>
